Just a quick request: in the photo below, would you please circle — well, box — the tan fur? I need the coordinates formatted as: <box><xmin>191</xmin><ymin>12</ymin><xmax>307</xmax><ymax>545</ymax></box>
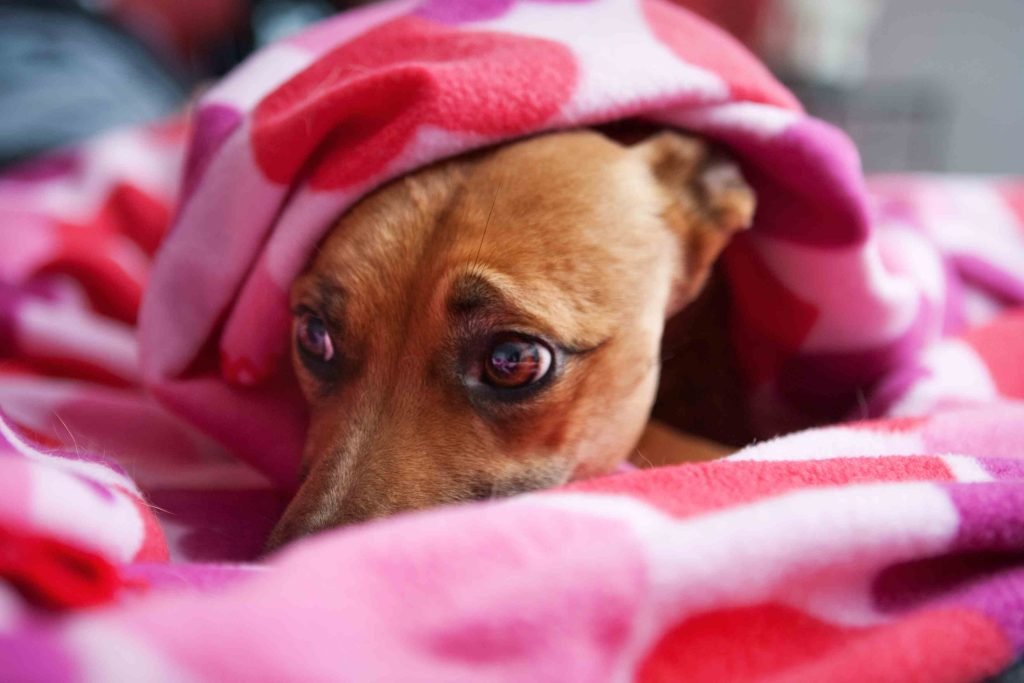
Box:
<box><xmin>266</xmin><ymin>129</ymin><xmax>754</xmax><ymax>550</ymax></box>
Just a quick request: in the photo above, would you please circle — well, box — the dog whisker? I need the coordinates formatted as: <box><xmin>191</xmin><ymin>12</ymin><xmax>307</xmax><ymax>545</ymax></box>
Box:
<box><xmin>467</xmin><ymin>175</ymin><xmax>504</xmax><ymax>280</ymax></box>
<box><xmin>52</xmin><ymin>411</ymin><xmax>81</xmax><ymax>459</ymax></box>
<box><xmin>854</xmin><ymin>388</ymin><xmax>869</xmax><ymax>420</ymax></box>
<box><xmin>632</xmin><ymin>447</ymin><xmax>655</xmax><ymax>469</ymax></box>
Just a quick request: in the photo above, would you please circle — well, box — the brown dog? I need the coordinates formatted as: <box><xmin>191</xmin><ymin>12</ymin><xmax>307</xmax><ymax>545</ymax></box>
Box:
<box><xmin>266</xmin><ymin>129</ymin><xmax>754</xmax><ymax>550</ymax></box>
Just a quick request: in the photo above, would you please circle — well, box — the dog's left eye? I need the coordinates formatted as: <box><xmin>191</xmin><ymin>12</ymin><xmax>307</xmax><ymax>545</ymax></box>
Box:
<box><xmin>296</xmin><ymin>312</ymin><xmax>335</xmax><ymax>363</ymax></box>
<box><xmin>481</xmin><ymin>334</ymin><xmax>553</xmax><ymax>389</ymax></box>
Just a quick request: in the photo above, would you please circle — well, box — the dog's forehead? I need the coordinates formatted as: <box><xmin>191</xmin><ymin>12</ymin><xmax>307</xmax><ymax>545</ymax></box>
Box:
<box><xmin>301</xmin><ymin>132</ymin><xmax>667</xmax><ymax>321</ymax></box>
<box><xmin>307</xmin><ymin>162</ymin><xmax>463</xmax><ymax>289</ymax></box>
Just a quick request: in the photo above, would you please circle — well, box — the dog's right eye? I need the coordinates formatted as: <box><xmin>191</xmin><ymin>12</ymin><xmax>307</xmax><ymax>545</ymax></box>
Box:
<box><xmin>480</xmin><ymin>333</ymin><xmax>553</xmax><ymax>390</ymax></box>
<box><xmin>296</xmin><ymin>312</ymin><xmax>335</xmax><ymax>364</ymax></box>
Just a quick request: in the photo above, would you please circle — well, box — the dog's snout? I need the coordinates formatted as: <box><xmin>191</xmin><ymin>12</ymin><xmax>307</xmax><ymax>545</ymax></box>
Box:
<box><xmin>265</xmin><ymin>445</ymin><xmax>573</xmax><ymax>553</ymax></box>
<box><xmin>264</xmin><ymin>479</ymin><xmax>397</xmax><ymax>553</ymax></box>
<box><xmin>265</xmin><ymin>438</ymin><xmax>441</xmax><ymax>551</ymax></box>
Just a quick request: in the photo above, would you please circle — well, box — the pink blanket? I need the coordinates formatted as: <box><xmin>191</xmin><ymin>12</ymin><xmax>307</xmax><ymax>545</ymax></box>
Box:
<box><xmin>3</xmin><ymin>0</ymin><xmax>1024</xmax><ymax>679</ymax></box>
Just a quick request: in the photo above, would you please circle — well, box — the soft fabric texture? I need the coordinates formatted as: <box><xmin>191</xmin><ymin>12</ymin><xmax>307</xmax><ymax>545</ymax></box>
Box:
<box><xmin>2</xmin><ymin>0</ymin><xmax>1024</xmax><ymax>680</ymax></box>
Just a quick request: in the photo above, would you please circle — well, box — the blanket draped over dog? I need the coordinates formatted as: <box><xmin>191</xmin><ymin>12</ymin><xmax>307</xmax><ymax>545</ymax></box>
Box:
<box><xmin>3</xmin><ymin>0</ymin><xmax>1024</xmax><ymax>680</ymax></box>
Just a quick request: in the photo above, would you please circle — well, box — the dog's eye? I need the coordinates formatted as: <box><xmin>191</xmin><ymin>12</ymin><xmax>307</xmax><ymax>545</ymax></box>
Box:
<box><xmin>296</xmin><ymin>312</ymin><xmax>334</xmax><ymax>363</ymax></box>
<box><xmin>482</xmin><ymin>334</ymin><xmax>553</xmax><ymax>389</ymax></box>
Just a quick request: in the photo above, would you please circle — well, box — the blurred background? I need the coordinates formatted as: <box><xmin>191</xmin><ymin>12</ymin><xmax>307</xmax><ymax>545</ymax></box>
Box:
<box><xmin>0</xmin><ymin>0</ymin><xmax>1020</xmax><ymax>173</ymax></box>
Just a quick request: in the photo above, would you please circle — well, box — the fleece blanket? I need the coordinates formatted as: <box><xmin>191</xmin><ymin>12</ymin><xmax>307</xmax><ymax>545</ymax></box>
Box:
<box><xmin>2</xmin><ymin>0</ymin><xmax>1024</xmax><ymax>679</ymax></box>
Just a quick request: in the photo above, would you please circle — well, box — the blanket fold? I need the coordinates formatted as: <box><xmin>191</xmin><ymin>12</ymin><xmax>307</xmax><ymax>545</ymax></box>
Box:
<box><xmin>137</xmin><ymin>0</ymin><xmax>960</xmax><ymax>481</ymax></box>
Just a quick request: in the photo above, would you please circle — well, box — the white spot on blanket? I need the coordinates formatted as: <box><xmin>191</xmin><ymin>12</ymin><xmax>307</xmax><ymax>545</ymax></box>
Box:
<box><xmin>659</xmin><ymin>101</ymin><xmax>798</xmax><ymax>140</ymax></box>
<box><xmin>65</xmin><ymin>620</ymin><xmax>200</xmax><ymax>683</ymax></box>
<box><xmin>0</xmin><ymin>408</ymin><xmax>141</xmax><ymax>495</ymax></box>
<box><xmin>939</xmin><ymin>454</ymin><xmax>994</xmax><ymax>483</ymax></box>
<box><xmin>37</xmin><ymin>130</ymin><xmax>179</xmax><ymax>224</ymax></box>
<box><xmin>204</xmin><ymin>44</ymin><xmax>312</xmax><ymax>112</ymax></box>
<box><xmin>473</xmin><ymin>0</ymin><xmax>729</xmax><ymax>121</ymax></box>
<box><xmin>19</xmin><ymin>301</ymin><xmax>139</xmax><ymax>384</ymax></box>
<box><xmin>887</xmin><ymin>340</ymin><xmax>998</xmax><ymax>418</ymax></box>
<box><xmin>922</xmin><ymin>179</ymin><xmax>1024</xmax><ymax>286</ymax></box>
<box><xmin>729</xmin><ymin>425</ymin><xmax>924</xmax><ymax>462</ymax></box>
<box><xmin>29</xmin><ymin>466</ymin><xmax>144</xmax><ymax>563</ymax></box>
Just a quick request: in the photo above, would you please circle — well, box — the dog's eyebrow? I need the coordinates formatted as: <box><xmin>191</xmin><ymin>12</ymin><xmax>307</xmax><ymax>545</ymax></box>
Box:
<box><xmin>447</xmin><ymin>272</ymin><xmax>610</xmax><ymax>353</ymax></box>
<box><xmin>447</xmin><ymin>273</ymin><xmax>502</xmax><ymax>315</ymax></box>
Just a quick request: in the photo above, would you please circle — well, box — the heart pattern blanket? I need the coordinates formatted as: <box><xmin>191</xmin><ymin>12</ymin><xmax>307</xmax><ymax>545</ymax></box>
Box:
<box><xmin>2</xmin><ymin>0</ymin><xmax>1024</xmax><ymax>680</ymax></box>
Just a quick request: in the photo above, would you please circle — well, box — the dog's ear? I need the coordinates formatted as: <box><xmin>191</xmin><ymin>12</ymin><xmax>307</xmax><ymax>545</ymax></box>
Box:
<box><xmin>631</xmin><ymin>131</ymin><xmax>755</xmax><ymax>312</ymax></box>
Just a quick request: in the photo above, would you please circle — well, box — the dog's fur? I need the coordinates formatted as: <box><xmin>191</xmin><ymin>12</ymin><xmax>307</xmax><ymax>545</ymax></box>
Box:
<box><xmin>266</xmin><ymin>129</ymin><xmax>754</xmax><ymax>550</ymax></box>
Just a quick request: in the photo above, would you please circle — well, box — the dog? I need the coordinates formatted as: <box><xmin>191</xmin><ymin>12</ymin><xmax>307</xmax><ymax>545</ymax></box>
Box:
<box><xmin>265</xmin><ymin>128</ymin><xmax>755</xmax><ymax>550</ymax></box>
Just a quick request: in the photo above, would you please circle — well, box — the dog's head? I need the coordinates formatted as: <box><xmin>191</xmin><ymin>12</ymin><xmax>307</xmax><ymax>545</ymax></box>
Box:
<box><xmin>266</xmin><ymin>129</ymin><xmax>753</xmax><ymax>549</ymax></box>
